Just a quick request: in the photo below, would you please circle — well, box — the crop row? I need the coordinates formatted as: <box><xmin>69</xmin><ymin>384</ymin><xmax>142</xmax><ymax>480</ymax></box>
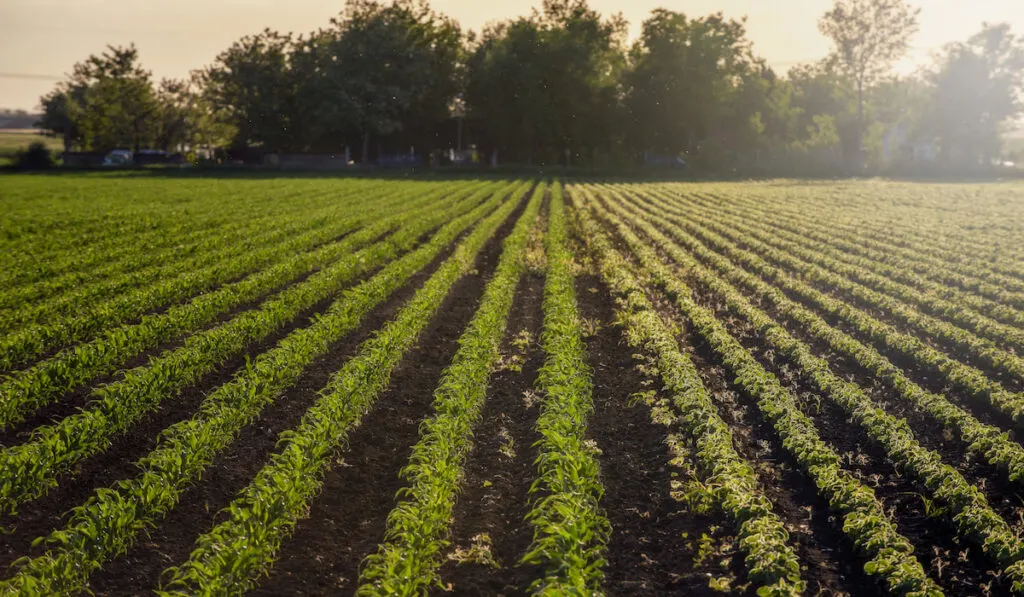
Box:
<box><xmin>1</xmin><ymin>180</ymin><xmax>378</xmax><ymax>293</ymax></box>
<box><xmin>0</xmin><ymin>181</ymin><xmax>273</xmax><ymax>276</ymax></box>
<box><xmin>680</xmin><ymin>183</ymin><xmax>1024</xmax><ymax>265</ymax></box>
<box><xmin>621</xmin><ymin>187</ymin><xmax>1024</xmax><ymax>425</ymax></box>
<box><xmin>570</xmin><ymin>186</ymin><xmax>803</xmax><ymax>595</ymax></box>
<box><xmin>692</xmin><ymin>188</ymin><xmax>1024</xmax><ymax>311</ymax></box>
<box><xmin>637</xmin><ymin>189</ymin><xmax>1024</xmax><ymax>386</ymax></box>
<box><xmin>0</xmin><ymin>181</ymin><xmax>530</xmax><ymax>596</ymax></box>
<box><xmin>0</xmin><ymin>181</ymin><xmax>417</xmax><ymax>331</ymax></box>
<box><xmin>152</xmin><ymin>182</ymin><xmax>534</xmax><ymax>597</ymax></box>
<box><xmin>0</xmin><ymin>181</ymin><xmax>492</xmax><ymax>431</ymax></box>
<box><xmin>660</xmin><ymin>189</ymin><xmax>1024</xmax><ymax>347</ymax></box>
<box><xmin>0</xmin><ymin>184</ymin><xmax>349</xmax><ymax>312</ymax></box>
<box><xmin>575</xmin><ymin>186</ymin><xmax>943</xmax><ymax>596</ymax></box>
<box><xmin>514</xmin><ymin>182</ymin><xmax>612</xmax><ymax>594</ymax></box>
<box><xmin>0</xmin><ymin>181</ymin><xmax>508</xmax><ymax>517</ymax></box>
<box><xmin>660</xmin><ymin>189</ymin><xmax>1024</xmax><ymax>335</ymax></box>
<box><xmin>356</xmin><ymin>182</ymin><xmax>544</xmax><ymax>595</ymax></box>
<box><xmin>677</xmin><ymin>188</ymin><xmax>1024</xmax><ymax>304</ymax></box>
<box><xmin>0</xmin><ymin>181</ymin><xmax>447</xmax><ymax>372</ymax></box>
<box><xmin>0</xmin><ymin>177</ymin><xmax>386</xmax><ymax>265</ymax></box>
<box><xmin>616</xmin><ymin>189</ymin><xmax>1024</xmax><ymax>489</ymax></box>
<box><xmin>624</xmin><ymin>185</ymin><xmax>1024</xmax><ymax>458</ymax></box>
<box><xmin>596</xmin><ymin>186</ymin><xmax>1024</xmax><ymax>590</ymax></box>
<box><xmin>0</xmin><ymin>214</ymin><xmax>368</xmax><ymax>372</ymax></box>
<box><xmin>731</xmin><ymin>186</ymin><xmax>1024</xmax><ymax>281</ymax></box>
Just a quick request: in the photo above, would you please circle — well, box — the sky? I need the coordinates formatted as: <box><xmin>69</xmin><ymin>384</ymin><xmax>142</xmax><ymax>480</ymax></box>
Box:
<box><xmin>1</xmin><ymin>0</ymin><xmax>1023</xmax><ymax>111</ymax></box>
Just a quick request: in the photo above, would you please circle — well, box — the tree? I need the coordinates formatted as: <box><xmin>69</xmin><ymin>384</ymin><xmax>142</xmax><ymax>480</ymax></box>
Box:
<box><xmin>787</xmin><ymin>61</ymin><xmax>857</xmax><ymax>155</ymax></box>
<box><xmin>304</xmin><ymin>0</ymin><xmax>462</xmax><ymax>161</ymax></box>
<box><xmin>624</xmin><ymin>10</ymin><xmax>763</xmax><ymax>163</ymax></box>
<box><xmin>818</xmin><ymin>0</ymin><xmax>920</xmax><ymax>167</ymax></box>
<box><xmin>38</xmin><ymin>89</ymin><xmax>77</xmax><ymax>151</ymax></box>
<box><xmin>924</xmin><ymin>23</ymin><xmax>1024</xmax><ymax>165</ymax></box>
<box><xmin>38</xmin><ymin>44</ymin><xmax>158</xmax><ymax>152</ymax></box>
<box><xmin>465</xmin><ymin>0</ymin><xmax>625</xmax><ymax>165</ymax></box>
<box><xmin>200</xmin><ymin>29</ymin><xmax>298</xmax><ymax>153</ymax></box>
<box><xmin>152</xmin><ymin>77</ymin><xmax>234</xmax><ymax>154</ymax></box>
<box><xmin>465</xmin><ymin>19</ymin><xmax>547</xmax><ymax>162</ymax></box>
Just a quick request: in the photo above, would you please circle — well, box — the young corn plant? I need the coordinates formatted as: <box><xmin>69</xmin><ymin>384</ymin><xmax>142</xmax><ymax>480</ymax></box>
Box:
<box><xmin>354</xmin><ymin>181</ymin><xmax>545</xmax><ymax>595</ymax></box>
<box><xmin>0</xmin><ymin>182</ymin><xmax>492</xmax><ymax>430</ymax></box>
<box><xmin>569</xmin><ymin>185</ymin><xmax>805</xmax><ymax>596</ymax></box>
<box><xmin>517</xmin><ymin>181</ymin><xmax>615</xmax><ymax>596</ymax></box>
<box><xmin>575</xmin><ymin>185</ymin><xmax>943</xmax><ymax>597</ymax></box>
<box><xmin>0</xmin><ymin>182</ymin><xmax>528</xmax><ymax>597</ymax></box>
<box><xmin>152</xmin><ymin>181</ymin><xmax>538</xmax><ymax>597</ymax></box>
<box><xmin>595</xmin><ymin>186</ymin><xmax>1024</xmax><ymax>592</ymax></box>
<box><xmin>0</xmin><ymin>182</ymin><xmax>506</xmax><ymax>518</ymax></box>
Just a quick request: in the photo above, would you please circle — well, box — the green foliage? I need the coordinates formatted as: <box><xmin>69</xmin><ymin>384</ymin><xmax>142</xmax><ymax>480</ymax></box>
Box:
<box><xmin>922</xmin><ymin>23</ymin><xmax>1024</xmax><ymax>165</ymax></box>
<box><xmin>579</xmin><ymin>184</ymin><xmax>943</xmax><ymax>595</ymax></box>
<box><xmin>517</xmin><ymin>182</ymin><xmax>613</xmax><ymax>594</ymax></box>
<box><xmin>199</xmin><ymin>29</ymin><xmax>297</xmax><ymax>152</ymax></box>
<box><xmin>572</xmin><ymin>185</ymin><xmax>804</xmax><ymax>595</ymax></box>
<box><xmin>11</xmin><ymin>141</ymin><xmax>55</xmax><ymax>170</ymax></box>
<box><xmin>0</xmin><ymin>181</ymin><xmax>488</xmax><ymax>431</ymax></box>
<box><xmin>0</xmin><ymin>180</ymin><xmax>520</xmax><ymax>596</ymax></box>
<box><xmin>154</xmin><ymin>181</ymin><xmax>532</xmax><ymax>597</ymax></box>
<box><xmin>356</xmin><ymin>181</ymin><xmax>543</xmax><ymax>595</ymax></box>
<box><xmin>30</xmin><ymin>0</ymin><xmax>1024</xmax><ymax>174</ymax></box>
<box><xmin>818</xmin><ymin>0</ymin><xmax>921</xmax><ymax>165</ymax></box>
<box><xmin>464</xmin><ymin>1</ymin><xmax>626</xmax><ymax>165</ymax></box>
<box><xmin>623</xmin><ymin>10</ymin><xmax>760</xmax><ymax>155</ymax></box>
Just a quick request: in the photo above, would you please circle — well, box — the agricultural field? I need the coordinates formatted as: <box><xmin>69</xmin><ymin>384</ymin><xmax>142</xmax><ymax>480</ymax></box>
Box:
<box><xmin>0</xmin><ymin>131</ymin><xmax>63</xmax><ymax>165</ymax></box>
<box><xmin>2</xmin><ymin>173</ymin><xmax>1024</xmax><ymax>596</ymax></box>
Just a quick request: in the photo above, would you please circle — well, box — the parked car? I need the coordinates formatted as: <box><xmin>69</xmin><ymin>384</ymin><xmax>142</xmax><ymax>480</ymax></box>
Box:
<box><xmin>102</xmin><ymin>149</ymin><xmax>134</xmax><ymax>166</ymax></box>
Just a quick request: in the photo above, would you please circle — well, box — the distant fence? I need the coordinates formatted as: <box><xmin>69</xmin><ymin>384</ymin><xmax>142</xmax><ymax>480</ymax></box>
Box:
<box><xmin>61</xmin><ymin>152</ymin><xmax>106</xmax><ymax>167</ymax></box>
<box><xmin>60</xmin><ymin>151</ymin><xmax>188</xmax><ymax>168</ymax></box>
<box><xmin>261</xmin><ymin>153</ymin><xmax>426</xmax><ymax>170</ymax></box>
<box><xmin>265</xmin><ymin>154</ymin><xmax>351</xmax><ymax>170</ymax></box>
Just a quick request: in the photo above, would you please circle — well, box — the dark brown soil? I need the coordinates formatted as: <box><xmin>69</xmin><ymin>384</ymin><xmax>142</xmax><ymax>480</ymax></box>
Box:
<box><xmin>758</xmin><ymin>295</ymin><xmax>1024</xmax><ymax>527</ymax></box>
<box><xmin>247</xmin><ymin>189</ymin><xmax>529</xmax><ymax>597</ymax></box>
<box><xmin>802</xmin><ymin>287</ymin><xmax>1024</xmax><ymax>436</ymax></box>
<box><xmin>679</xmin><ymin>320</ymin><xmax>877</xmax><ymax>597</ymax></box>
<box><xmin>796</xmin><ymin>272</ymin><xmax>1024</xmax><ymax>396</ymax></box>
<box><xmin>435</xmin><ymin>268</ymin><xmax>546</xmax><ymax>596</ymax></box>
<box><xmin>645</xmin><ymin>193</ymin><xmax>1024</xmax><ymax>400</ymax></box>
<box><xmin>0</xmin><ymin>254</ymin><xmax>392</xmax><ymax>570</ymax></box>
<box><xmin>574</xmin><ymin>273</ymin><xmax>743</xmax><ymax>596</ymax></box>
<box><xmin>86</xmin><ymin>229</ymin><xmax>468</xmax><ymax>596</ymax></box>
<box><xmin>697</xmin><ymin>285</ymin><xmax>1001</xmax><ymax>595</ymax></box>
<box><xmin>0</xmin><ymin>199</ymin><xmax>490</xmax><ymax>571</ymax></box>
<box><xmin>614</xmin><ymin>192</ymin><xmax>1015</xmax><ymax>594</ymax></box>
<box><xmin>588</xmin><ymin>197</ymin><xmax>876</xmax><ymax>595</ymax></box>
<box><xmin>9</xmin><ymin>181</ymin><xmax>1024</xmax><ymax>597</ymax></box>
<box><xmin>0</xmin><ymin>226</ymin><xmax>387</xmax><ymax>448</ymax></box>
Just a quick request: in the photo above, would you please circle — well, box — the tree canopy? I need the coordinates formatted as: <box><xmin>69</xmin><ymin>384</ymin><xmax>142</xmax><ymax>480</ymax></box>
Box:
<box><xmin>35</xmin><ymin>0</ymin><xmax>1024</xmax><ymax>173</ymax></box>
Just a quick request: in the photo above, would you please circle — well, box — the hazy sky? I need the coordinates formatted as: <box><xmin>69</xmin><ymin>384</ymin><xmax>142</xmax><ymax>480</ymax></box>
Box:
<box><xmin>2</xmin><ymin>0</ymin><xmax>1023</xmax><ymax>111</ymax></box>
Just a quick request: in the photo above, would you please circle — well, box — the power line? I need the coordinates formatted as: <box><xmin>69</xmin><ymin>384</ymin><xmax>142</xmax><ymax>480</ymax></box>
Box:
<box><xmin>0</xmin><ymin>72</ymin><xmax>63</xmax><ymax>81</ymax></box>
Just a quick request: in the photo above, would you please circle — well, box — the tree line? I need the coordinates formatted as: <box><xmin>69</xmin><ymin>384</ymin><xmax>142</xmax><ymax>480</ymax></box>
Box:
<box><xmin>36</xmin><ymin>0</ymin><xmax>1024</xmax><ymax>173</ymax></box>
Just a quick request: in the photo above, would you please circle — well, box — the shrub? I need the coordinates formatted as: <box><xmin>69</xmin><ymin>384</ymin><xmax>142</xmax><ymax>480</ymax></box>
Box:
<box><xmin>13</xmin><ymin>142</ymin><xmax>56</xmax><ymax>170</ymax></box>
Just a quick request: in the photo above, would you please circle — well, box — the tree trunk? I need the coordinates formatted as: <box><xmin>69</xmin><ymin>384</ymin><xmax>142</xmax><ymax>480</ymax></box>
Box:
<box><xmin>361</xmin><ymin>131</ymin><xmax>370</xmax><ymax>166</ymax></box>
<box><xmin>856</xmin><ymin>79</ymin><xmax>864</xmax><ymax>172</ymax></box>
